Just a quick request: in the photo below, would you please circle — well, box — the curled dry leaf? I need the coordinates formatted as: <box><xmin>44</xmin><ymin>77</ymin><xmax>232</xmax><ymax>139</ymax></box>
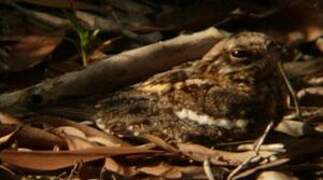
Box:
<box><xmin>0</xmin><ymin>124</ymin><xmax>67</xmax><ymax>149</ymax></box>
<box><xmin>0</xmin><ymin>146</ymin><xmax>157</xmax><ymax>171</ymax></box>
<box><xmin>33</xmin><ymin>116</ymin><xmax>129</xmax><ymax>146</ymax></box>
<box><xmin>52</xmin><ymin>126</ymin><xmax>107</xmax><ymax>151</ymax></box>
<box><xmin>0</xmin><ymin>113</ymin><xmax>67</xmax><ymax>149</ymax></box>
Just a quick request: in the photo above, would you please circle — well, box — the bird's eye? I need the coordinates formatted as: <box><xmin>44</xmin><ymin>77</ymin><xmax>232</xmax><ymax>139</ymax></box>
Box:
<box><xmin>230</xmin><ymin>49</ymin><xmax>253</xmax><ymax>59</ymax></box>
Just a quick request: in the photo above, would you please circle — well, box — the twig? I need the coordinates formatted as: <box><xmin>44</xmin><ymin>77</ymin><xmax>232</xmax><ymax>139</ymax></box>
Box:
<box><xmin>203</xmin><ymin>159</ymin><xmax>215</xmax><ymax>180</ymax></box>
<box><xmin>227</xmin><ymin>120</ymin><xmax>274</xmax><ymax>180</ymax></box>
<box><xmin>68</xmin><ymin>161</ymin><xmax>82</xmax><ymax>180</ymax></box>
<box><xmin>232</xmin><ymin>158</ymin><xmax>290</xmax><ymax>179</ymax></box>
<box><xmin>227</xmin><ymin>155</ymin><xmax>261</xmax><ymax>180</ymax></box>
<box><xmin>254</xmin><ymin>121</ymin><xmax>274</xmax><ymax>155</ymax></box>
<box><xmin>278</xmin><ymin>61</ymin><xmax>302</xmax><ymax>119</ymax></box>
<box><xmin>99</xmin><ymin>165</ymin><xmax>106</xmax><ymax>180</ymax></box>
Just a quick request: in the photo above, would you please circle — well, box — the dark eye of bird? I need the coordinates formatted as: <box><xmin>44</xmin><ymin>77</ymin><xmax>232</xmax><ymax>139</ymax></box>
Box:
<box><xmin>230</xmin><ymin>49</ymin><xmax>253</xmax><ymax>59</ymax></box>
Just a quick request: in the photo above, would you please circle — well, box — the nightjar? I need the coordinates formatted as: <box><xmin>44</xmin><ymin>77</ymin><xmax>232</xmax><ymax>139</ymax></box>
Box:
<box><xmin>49</xmin><ymin>32</ymin><xmax>287</xmax><ymax>144</ymax></box>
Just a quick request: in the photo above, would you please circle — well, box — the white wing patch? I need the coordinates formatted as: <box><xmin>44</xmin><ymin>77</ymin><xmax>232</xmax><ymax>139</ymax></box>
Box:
<box><xmin>174</xmin><ymin>108</ymin><xmax>235</xmax><ymax>129</ymax></box>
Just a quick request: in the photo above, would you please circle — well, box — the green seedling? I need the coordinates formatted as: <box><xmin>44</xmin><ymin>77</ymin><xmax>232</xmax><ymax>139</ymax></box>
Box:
<box><xmin>77</xmin><ymin>26</ymin><xmax>100</xmax><ymax>66</ymax></box>
<box><xmin>65</xmin><ymin>11</ymin><xmax>100</xmax><ymax>66</ymax></box>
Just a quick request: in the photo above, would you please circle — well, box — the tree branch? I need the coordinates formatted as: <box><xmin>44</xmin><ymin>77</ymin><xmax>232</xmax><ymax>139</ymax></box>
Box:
<box><xmin>0</xmin><ymin>28</ymin><xmax>225</xmax><ymax>113</ymax></box>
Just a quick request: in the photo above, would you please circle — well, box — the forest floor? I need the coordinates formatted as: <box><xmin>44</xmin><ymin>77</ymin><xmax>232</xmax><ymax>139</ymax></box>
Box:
<box><xmin>0</xmin><ymin>0</ymin><xmax>322</xmax><ymax>179</ymax></box>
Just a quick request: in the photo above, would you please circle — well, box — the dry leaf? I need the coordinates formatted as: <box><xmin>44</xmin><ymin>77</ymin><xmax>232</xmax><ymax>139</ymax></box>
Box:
<box><xmin>178</xmin><ymin>143</ymin><xmax>274</xmax><ymax>166</ymax></box>
<box><xmin>257</xmin><ymin>171</ymin><xmax>298</xmax><ymax>180</ymax></box>
<box><xmin>0</xmin><ymin>112</ymin><xmax>22</xmax><ymax>124</ymax></box>
<box><xmin>138</xmin><ymin>162</ymin><xmax>183</xmax><ymax>179</ymax></box>
<box><xmin>141</xmin><ymin>134</ymin><xmax>179</xmax><ymax>153</ymax></box>
<box><xmin>234</xmin><ymin>158</ymin><xmax>291</xmax><ymax>179</ymax></box>
<box><xmin>33</xmin><ymin>116</ymin><xmax>129</xmax><ymax>146</ymax></box>
<box><xmin>51</xmin><ymin>126</ymin><xmax>87</xmax><ymax>139</ymax></box>
<box><xmin>275</xmin><ymin>120</ymin><xmax>305</xmax><ymax>137</ymax></box>
<box><xmin>88</xmin><ymin>136</ymin><xmax>122</xmax><ymax>147</ymax></box>
<box><xmin>105</xmin><ymin>159</ymin><xmax>184</xmax><ymax>178</ymax></box>
<box><xmin>0</xmin><ymin>146</ymin><xmax>156</xmax><ymax>171</ymax></box>
<box><xmin>62</xmin><ymin>135</ymin><xmax>97</xmax><ymax>150</ymax></box>
<box><xmin>104</xmin><ymin>158</ymin><xmax>138</xmax><ymax>177</ymax></box>
<box><xmin>297</xmin><ymin>87</ymin><xmax>323</xmax><ymax>106</ymax></box>
<box><xmin>0</xmin><ymin>124</ymin><xmax>66</xmax><ymax>149</ymax></box>
<box><xmin>316</xmin><ymin>38</ymin><xmax>323</xmax><ymax>53</ymax></box>
<box><xmin>5</xmin><ymin>34</ymin><xmax>63</xmax><ymax>72</ymax></box>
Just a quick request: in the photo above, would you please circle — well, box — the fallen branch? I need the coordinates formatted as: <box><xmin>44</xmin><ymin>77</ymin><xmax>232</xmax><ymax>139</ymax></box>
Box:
<box><xmin>0</xmin><ymin>27</ymin><xmax>225</xmax><ymax>113</ymax></box>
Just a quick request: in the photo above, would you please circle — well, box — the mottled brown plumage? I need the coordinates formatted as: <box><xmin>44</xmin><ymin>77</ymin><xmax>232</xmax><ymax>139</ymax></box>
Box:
<box><xmin>89</xmin><ymin>32</ymin><xmax>286</xmax><ymax>144</ymax></box>
<box><xmin>45</xmin><ymin>32</ymin><xmax>286</xmax><ymax>144</ymax></box>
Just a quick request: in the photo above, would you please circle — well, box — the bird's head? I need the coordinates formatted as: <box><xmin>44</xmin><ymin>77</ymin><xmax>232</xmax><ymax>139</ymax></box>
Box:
<box><xmin>200</xmin><ymin>32</ymin><xmax>286</xmax><ymax>83</ymax></box>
